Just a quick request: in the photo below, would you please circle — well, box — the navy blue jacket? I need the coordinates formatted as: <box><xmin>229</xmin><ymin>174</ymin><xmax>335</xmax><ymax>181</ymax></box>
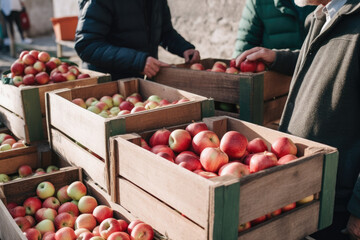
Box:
<box><xmin>75</xmin><ymin>0</ymin><xmax>195</xmax><ymax>80</ymax></box>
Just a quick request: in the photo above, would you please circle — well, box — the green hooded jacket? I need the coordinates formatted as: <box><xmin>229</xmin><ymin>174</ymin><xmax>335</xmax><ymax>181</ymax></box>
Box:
<box><xmin>233</xmin><ymin>0</ymin><xmax>314</xmax><ymax>58</ymax></box>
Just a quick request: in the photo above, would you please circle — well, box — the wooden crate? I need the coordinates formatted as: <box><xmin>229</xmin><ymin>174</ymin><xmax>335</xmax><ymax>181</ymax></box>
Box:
<box><xmin>46</xmin><ymin>78</ymin><xmax>214</xmax><ymax>194</ymax></box>
<box><xmin>0</xmin><ymin>167</ymin><xmax>81</xmax><ymax>240</ymax></box>
<box><xmin>110</xmin><ymin>116</ymin><xmax>338</xmax><ymax>240</ymax></box>
<box><xmin>0</xmin><ymin>69</ymin><xmax>111</xmax><ymax>144</ymax></box>
<box><xmin>154</xmin><ymin>58</ymin><xmax>292</xmax><ymax>129</ymax></box>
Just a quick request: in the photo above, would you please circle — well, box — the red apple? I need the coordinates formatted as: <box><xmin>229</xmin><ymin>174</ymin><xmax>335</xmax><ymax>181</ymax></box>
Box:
<box><xmin>277</xmin><ymin>154</ymin><xmax>298</xmax><ymax>165</ymax></box>
<box><xmin>266</xmin><ymin>208</ymin><xmax>282</xmax><ymax>219</ymax></box>
<box><xmin>108</xmin><ymin>232</ymin><xmax>130</xmax><ymax>240</ymax></box>
<box><xmin>281</xmin><ymin>202</ymin><xmax>296</xmax><ymax>212</ymax></box>
<box><xmin>220</xmin><ymin>131</ymin><xmax>248</xmax><ymax>159</ymax></box>
<box><xmin>92</xmin><ymin>226</ymin><xmax>100</xmax><ymax>236</ymax></box>
<box><xmin>23</xmin><ymin>54</ymin><xmax>37</xmax><ymax>65</ymax></box>
<box><xmin>99</xmin><ymin>218</ymin><xmax>122</xmax><ymax>239</ymax></box>
<box><xmin>57</xmin><ymin>185</ymin><xmax>72</xmax><ymax>204</ymax></box>
<box><xmin>67</xmin><ymin>181</ymin><xmax>87</xmax><ymax>201</ymax></box>
<box><xmin>225</xmin><ymin>67</ymin><xmax>239</xmax><ymax>74</ymax></box>
<box><xmin>25</xmin><ymin>215</ymin><xmax>36</xmax><ymax>227</ymax></box>
<box><xmin>78</xmin><ymin>195</ymin><xmax>98</xmax><ymax>214</ymax></box>
<box><xmin>57</xmin><ymin>64</ymin><xmax>68</xmax><ymax>73</ymax></box>
<box><xmin>190</xmin><ymin>63</ymin><xmax>205</xmax><ymax>71</ymax></box>
<box><xmin>33</xmin><ymin>61</ymin><xmax>46</xmax><ymax>72</ymax></box>
<box><xmin>238</xmin><ymin>222</ymin><xmax>251</xmax><ymax>233</ymax></box>
<box><xmin>212</xmin><ymin>61</ymin><xmax>227</xmax><ymax>71</ymax></box>
<box><xmin>78</xmin><ymin>232</ymin><xmax>94</xmax><ymax>240</ymax></box>
<box><xmin>58</xmin><ymin>202</ymin><xmax>79</xmax><ymax>217</ymax></box>
<box><xmin>156</xmin><ymin>152</ymin><xmax>174</xmax><ymax>162</ymax></box>
<box><xmin>130</xmin><ymin>106</ymin><xmax>146</xmax><ymax>113</ymax></box>
<box><xmin>175</xmin><ymin>153</ymin><xmax>202</xmax><ymax>171</ymax></box>
<box><xmin>54</xmin><ymin>212</ymin><xmax>75</xmax><ymax>229</ymax></box>
<box><xmin>24</xmin><ymin>228</ymin><xmax>41</xmax><ymax>240</ymax></box>
<box><xmin>249</xmin><ymin>151</ymin><xmax>278</xmax><ymax>173</ymax></box>
<box><xmin>77</xmin><ymin>73</ymin><xmax>91</xmax><ymax>79</ymax></box>
<box><xmin>192</xmin><ymin>130</ymin><xmax>220</xmax><ymax>154</ymax></box>
<box><xmin>130</xmin><ymin>223</ymin><xmax>154</xmax><ymax>240</ymax></box>
<box><xmin>18</xmin><ymin>165</ymin><xmax>33</xmax><ymax>177</ymax></box>
<box><xmin>149</xmin><ymin>129</ymin><xmax>171</xmax><ymax>147</ymax></box>
<box><xmin>23</xmin><ymin>197</ymin><xmax>42</xmax><ymax>215</ymax></box>
<box><xmin>46</xmin><ymin>61</ymin><xmax>57</xmax><ymax>72</ymax></box>
<box><xmin>92</xmin><ymin>205</ymin><xmax>113</xmax><ymax>224</ymax></box>
<box><xmin>126</xmin><ymin>96</ymin><xmax>141</xmax><ymax>105</ymax></box>
<box><xmin>23</xmin><ymin>74</ymin><xmax>36</xmax><ymax>85</ymax></box>
<box><xmin>51</xmin><ymin>72</ymin><xmax>67</xmax><ymax>83</ymax></box>
<box><xmin>35</xmin><ymin>208</ymin><xmax>57</xmax><ymax>222</ymax></box>
<box><xmin>127</xmin><ymin>220</ymin><xmax>143</xmax><ymax>235</ymax></box>
<box><xmin>42</xmin><ymin>231</ymin><xmax>56</xmax><ymax>240</ymax></box>
<box><xmin>55</xmin><ymin>226</ymin><xmax>77</xmax><ymax>240</ymax></box>
<box><xmin>200</xmin><ymin>147</ymin><xmax>229</xmax><ymax>173</ymax></box>
<box><xmin>150</xmin><ymin>145</ymin><xmax>175</xmax><ymax>159</ymax></box>
<box><xmin>38</xmin><ymin>51</ymin><xmax>50</xmax><ymax>62</ymax></box>
<box><xmin>168</xmin><ymin>129</ymin><xmax>192</xmax><ymax>153</ymax></box>
<box><xmin>119</xmin><ymin>101</ymin><xmax>134</xmax><ymax>111</ymax></box>
<box><xmin>14</xmin><ymin>216</ymin><xmax>31</xmax><ymax>231</ymax></box>
<box><xmin>159</xmin><ymin>99</ymin><xmax>170</xmax><ymax>106</ymax></box>
<box><xmin>242</xmin><ymin>153</ymin><xmax>254</xmax><ymax>165</ymax></box>
<box><xmin>117</xmin><ymin>219</ymin><xmax>128</xmax><ymax>232</ymax></box>
<box><xmin>68</xmin><ymin>66</ymin><xmax>80</xmax><ymax>76</ymax></box>
<box><xmin>256</xmin><ymin>62</ymin><xmax>266</xmax><ymax>72</ymax></box>
<box><xmin>218</xmin><ymin>162</ymin><xmax>250</xmax><ymax>178</ymax></box>
<box><xmin>35</xmin><ymin>72</ymin><xmax>50</xmax><ymax>85</ymax></box>
<box><xmin>247</xmin><ymin>137</ymin><xmax>268</xmax><ymax>154</ymax></box>
<box><xmin>24</xmin><ymin>66</ymin><xmax>38</xmax><ymax>75</ymax></box>
<box><xmin>193</xmin><ymin>170</ymin><xmax>218</xmax><ymax>179</ymax></box>
<box><xmin>240</xmin><ymin>60</ymin><xmax>257</xmax><ymax>72</ymax></box>
<box><xmin>185</xmin><ymin>122</ymin><xmax>208</xmax><ymax>137</ymax></box>
<box><xmin>19</xmin><ymin>50</ymin><xmax>29</xmax><ymax>61</ymax></box>
<box><xmin>140</xmin><ymin>138</ymin><xmax>151</xmax><ymax>151</ymax></box>
<box><xmin>10</xmin><ymin>206</ymin><xmax>26</xmax><ymax>218</ymax></box>
<box><xmin>29</xmin><ymin>50</ymin><xmax>39</xmax><ymax>59</ymax></box>
<box><xmin>250</xmin><ymin>215</ymin><xmax>266</xmax><ymax>226</ymax></box>
<box><xmin>75</xmin><ymin>213</ymin><xmax>97</xmax><ymax>231</ymax></box>
<box><xmin>118</xmin><ymin>110</ymin><xmax>131</xmax><ymax>115</ymax></box>
<box><xmin>271</xmin><ymin>137</ymin><xmax>297</xmax><ymax>158</ymax></box>
<box><xmin>229</xmin><ymin>59</ymin><xmax>236</xmax><ymax>68</ymax></box>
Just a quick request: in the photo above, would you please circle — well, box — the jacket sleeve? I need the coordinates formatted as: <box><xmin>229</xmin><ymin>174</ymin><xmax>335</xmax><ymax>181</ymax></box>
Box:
<box><xmin>348</xmin><ymin>176</ymin><xmax>360</xmax><ymax>218</ymax></box>
<box><xmin>159</xmin><ymin>0</ymin><xmax>195</xmax><ymax>58</ymax></box>
<box><xmin>232</xmin><ymin>0</ymin><xmax>264</xmax><ymax>58</ymax></box>
<box><xmin>270</xmin><ymin>49</ymin><xmax>299</xmax><ymax>76</ymax></box>
<box><xmin>75</xmin><ymin>0</ymin><xmax>148</xmax><ymax>74</ymax></box>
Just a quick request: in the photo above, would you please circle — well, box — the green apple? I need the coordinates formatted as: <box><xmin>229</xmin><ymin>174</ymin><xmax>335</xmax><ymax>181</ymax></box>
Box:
<box><xmin>147</xmin><ymin>95</ymin><xmax>162</xmax><ymax>103</ymax></box>
<box><xmin>98</xmin><ymin>111</ymin><xmax>109</xmax><ymax>118</ymax></box>
<box><xmin>109</xmin><ymin>107</ymin><xmax>120</xmax><ymax>116</ymax></box>
<box><xmin>0</xmin><ymin>144</ymin><xmax>12</xmax><ymax>151</ymax></box>
<box><xmin>36</xmin><ymin>181</ymin><xmax>55</xmax><ymax>199</ymax></box>
<box><xmin>0</xmin><ymin>173</ymin><xmax>10</xmax><ymax>183</ymax></box>
<box><xmin>87</xmin><ymin>105</ymin><xmax>101</xmax><ymax>114</ymax></box>
<box><xmin>35</xmin><ymin>219</ymin><xmax>55</xmax><ymax>235</ymax></box>
<box><xmin>46</xmin><ymin>165</ymin><xmax>59</xmax><ymax>173</ymax></box>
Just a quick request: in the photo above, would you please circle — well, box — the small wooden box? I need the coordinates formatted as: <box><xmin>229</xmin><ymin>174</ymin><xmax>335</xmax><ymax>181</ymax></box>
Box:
<box><xmin>0</xmin><ymin>69</ymin><xmax>111</xmax><ymax>144</ymax></box>
<box><xmin>154</xmin><ymin>58</ymin><xmax>292</xmax><ymax>129</ymax></box>
<box><xmin>46</xmin><ymin>78</ymin><xmax>214</xmax><ymax>193</ymax></box>
<box><xmin>110</xmin><ymin>116</ymin><xmax>338</xmax><ymax>240</ymax></box>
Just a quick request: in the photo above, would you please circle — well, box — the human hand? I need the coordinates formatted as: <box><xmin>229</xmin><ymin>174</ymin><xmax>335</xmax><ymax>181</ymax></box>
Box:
<box><xmin>346</xmin><ymin>215</ymin><xmax>360</xmax><ymax>240</ymax></box>
<box><xmin>235</xmin><ymin>47</ymin><xmax>276</xmax><ymax>69</ymax></box>
<box><xmin>142</xmin><ymin>57</ymin><xmax>170</xmax><ymax>78</ymax></box>
<box><xmin>183</xmin><ymin>49</ymin><xmax>200</xmax><ymax>64</ymax></box>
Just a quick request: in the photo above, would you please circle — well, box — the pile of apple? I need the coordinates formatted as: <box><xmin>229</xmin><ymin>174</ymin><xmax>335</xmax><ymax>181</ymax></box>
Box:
<box><xmin>8</xmin><ymin>180</ymin><xmax>154</xmax><ymax>240</ymax></box>
<box><xmin>0</xmin><ymin>164</ymin><xmax>59</xmax><ymax>183</ymax></box>
<box><xmin>140</xmin><ymin>121</ymin><xmax>314</xmax><ymax>230</ymax></box>
<box><xmin>0</xmin><ymin>132</ymin><xmax>27</xmax><ymax>152</ymax></box>
<box><xmin>7</xmin><ymin>49</ymin><xmax>90</xmax><ymax>87</ymax></box>
<box><xmin>72</xmin><ymin>92</ymin><xmax>189</xmax><ymax>118</ymax></box>
<box><xmin>190</xmin><ymin>59</ymin><xmax>265</xmax><ymax>74</ymax></box>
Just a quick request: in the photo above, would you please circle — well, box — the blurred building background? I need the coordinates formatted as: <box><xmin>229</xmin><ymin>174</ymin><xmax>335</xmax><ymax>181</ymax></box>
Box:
<box><xmin>23</xmin><ymin>0</ymin><xmax>246</xmax><ymax>63</ymax></box>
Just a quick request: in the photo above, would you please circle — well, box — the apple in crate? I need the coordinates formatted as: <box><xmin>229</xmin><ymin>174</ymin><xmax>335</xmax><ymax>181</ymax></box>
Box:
<box><xmin>35</xmin><ymin>207</ymin><xmax>57</xmax><ymax>222</ymax></box>
<box><xmin>175</xmin><ymin>152</ymin><xmax>202</xmax><ymax>171</ymax></box>
<box><xmin>35</xmin><ymin>219</ymin><xmax>55</xmax><ymax>235</ymax></box>
<box><xmin>99</xmin><ymin>218</ymin><xmax>122</xmax><ymax>239</ymax></box>
<box><xmin>9</xmin><ymin>206</ymin><xmax>26</xmax><ymax>218</ymax></box>
<box><xmin>23</xmin><ymin>196</ymin><xmax>42</xmax><ymax>215</ymax></box>
<box><xmin>78</xmin><ymin>232</ymin><xmax>94</xmax><ymax>240</ymax></box>
<box><xmin>156</xmin><ymin>152</ymin><xmax>174</xmax><ymax>162</ymax></box>
<box><xmin>220</xmin><ymin>131</ymin><xmax>248</xmax><ymax>159</ymax></box>
<box><xmin>75</xmin><ymin>213</ymin><xmax>97</xmax><ymax>231</ymax></box>
<box><xmin>55</xmin><ymin>212</ymin><xmax>76</xmax><ymax>229</ymax></box>
<box><xmin>282</xmin><ymin>202</ymin><xmax>296</xmax><ymax>212</ymax></box>
<box><xmin>78</xmin><ymin>195</ymin><xmax>98</xmax><ymax>213</ymax></box>
<box><xmin>11</xmin><ymin>61</ymin><xmax>25</xmax><ymax>76</ymax></box>
<box><xmin>192</xmin><ymin>130</ymin><xmax>220</xmax><ymax>154</ymax></box>
<box><xmin>218</xmin><ymin>162</ymin><xmax>250</xmax><ymax>178</ymax></box>
<box><xmin>57</xmin><ymin>185</ymin><xmax>72</xmax><ymax>203</ymax></box>
<box><xmin>55</xmin><ymin>226</ymin><xmax>77</xmax><ymax>240</ymax></box>
<box><xmin>67</xmin><ymin>181</ymin><xmax>87</xmax><ymax>201</ymax></box>
<box><xmin>168</xmin><ymin>129</ymin><xmax>192</xmax><ymax>153</ymax></box>
<box><xmin>112</xmin><ymin>94</ymin><xmax>124</xmax><ymax>106</ymax></box>
<box><xmin>18</xmin><ymin>164</ymin><xmax>33</xmax><ymax>177</ymax></box>
<box><xmin>12</xmin><ymin>75</ymin><xmax>23</xmax><ymax>86</ymax></box>
<box><xmin>23</xmin><ymin>54</ymin><xmax>37</xmax><ymax>65</ymax></box>
<box><xmin>225</xmin><ymin>67</ymin><xmax>239</xmax><ymax>74</ymax></box>
<box><xmin>277</xmin><ymin>154</ymin><xmax>297</xmax><ymax>165</ymax></box>
<box><xmin>238</xmin><ymin>222</ymin><xmax>251</xmax><ymax>233</ymax></box>
<box><xmin>58</xmin><ymin>202</ymin><xmax>79</xmax><ymax>217</ymax></box>
<box><xmin>194</xmin><ymin>169</ymin><xmax>218</xmax><ymax>179</ymax></box>
<box><xmin>130</xmin><ymin>223</ymin><xmax>154</xmax><ymax>240</ymax></box>
<box><xmin>0</xmin><ymin>173</ymin><xmax>10</xmax><ymax>183</ymax></box>
<box><xmin>38</xmin><ymin>51</ymin><xmax>50</xmax><ymax>62</ymax></box>
<box><xmin>37</xmin><ymin>181</ymin><xmax>55</xmax><ymax>199</ymax></box>
<box><xmin>185</xmin><ymin>122</ymin><xmax>208</xmax><ymax>137</ymax></box>
<box><xmin>108</xmin><ymin>232</ymin><xmax>131</xmax><ymax>240</ymax></box>
<box><xmin>240</xmin><ymin>60</ymin><xmax>257</xmax><ymax>73</ymax></box>
<box><xmin>271</xmin><ymin>137</ymin><xmax>297</xmax><ymax>158</ymax></box>
<box><xmin>190</xmin><ymin>63</ymin><xmax>205</xmax><ymax>71</ymax></box>
<box><xmin>23</xmin><ymin>74</ymin><xmax>36</xmax><ymax>85</ymax></box>
<box><xmin>77</xmin><ymin>73</ymin><xmax>91</xmax><ymax>79</ymax></box>
<box><xmin>127</xmin><ymin>220</ymin><xmax>143</xmax><ymax>235</ymax></box>
<box><xmin>266</xmin><ymin>208</ymin><xmax>282</xmax><ymax>219</ymax></box>
<box><xmin>247</xmin><ymin>137</ymin><xmax>268</xmax><ymax>154</ymax></box>
<box><xmin>250</xmin><ymin>215</ymin><xmax>267</xmax><ymax>226</ymax></box>
<box><xmin>151</xmin><ymin>145</ymin><xmax>175</xmax><ymax>159</ymax></box>
<box><xmin>42</xmin><ymin>196</ymin><xmax>61</xmax><ymax>210</ymax></box>
<box><xmin>14</xmin><ymin>216</ymin><xmax>31</xmax><ymax>231</ymax></box>
<box><xmin>24</xmin><ymin>228</ymin><xmax>42</xmax><ymax>240</ymax></box>
<box><xmin>149</xmin><ymin>129</ymin><xmax>171</xmax><ymax>147</ymax></box>
<box><xmin>93</xmin><ymin>205</ymin><xmax>113</xmax><ymax>224</ymax></box>
<box><xmin>33</xmin><ymin>61</ymin><xmax>46</xmax><ymax>72</ymax></box>
<box><xmin>24</xmin><ymin>66</ymin><xmax>38</xmax><ymax>75</ymax></box>
<box><xmin>25</xmin><ymin>216</ymin><xmax>36</xmax><ymax>227</ymax></box>
<box><xmin>249</xmin><ymin>151</ymin><xmax>278</xmax><ymax>173</ymax></box>
<box><xmin>200</xmin><ymin>147</ymin><xmax>229</xmax><ymax>173</ymax></box>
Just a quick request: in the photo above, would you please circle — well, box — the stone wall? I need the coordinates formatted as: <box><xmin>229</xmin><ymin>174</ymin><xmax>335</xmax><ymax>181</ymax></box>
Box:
<box><xmin>48</xmin><ymin>0</ymin><xmax>246</xmax><ymax>63</ymax></box>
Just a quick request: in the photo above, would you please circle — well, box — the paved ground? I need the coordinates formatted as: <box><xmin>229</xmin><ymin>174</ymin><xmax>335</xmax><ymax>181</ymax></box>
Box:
<box><xmin>0</xmin><ymin>33</ymin><xmax>79</xmax><ymax>74</ymax></box>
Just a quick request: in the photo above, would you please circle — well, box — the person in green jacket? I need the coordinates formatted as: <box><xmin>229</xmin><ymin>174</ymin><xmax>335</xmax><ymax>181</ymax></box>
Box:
<box><xmin>233</xmin><ymin>0</ymin><xmax>315</xmax><ymax>58</ymax></box>
<box><xmin>236</xmin><ymin>0</ymin><xmax>360</xmax><ymax>239</ymax></box>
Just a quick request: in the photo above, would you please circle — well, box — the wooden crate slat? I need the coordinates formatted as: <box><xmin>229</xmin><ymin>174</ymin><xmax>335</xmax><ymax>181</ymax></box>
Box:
<box><xmin>47</xmin><ymin>91</ymin><xmax>109</xmax><ymax>159</ymax></box>
<box><xmin>239</xmin><ymin>202</ymin><xmax>319</xmax><ymax>240</ymax></box>
<box><xmin>0</xmin><ymin>105</ymin><xmax>28</xmax><ymax>141</ymax></box>
<box><xmin>0</xmin><ymin>144</ymin><xmax>37</xmax><ymax>160</ymax></box>
<box><xmin>50</xmin><ymin>128</ymin><xmax>109</xmax><ymax>192</ymax></box>
<box><xmin>318</xmin><ymin>150</ymin><xmax>339</xmax><ymax>229</ymax></box>
<box><xmin>238</xmin><ymin>153</ymin><xmax>323</xmax><ymax>223</ymax></box>
<box><xmin>0</xmin><ymin>83</ymin><xmax>25</xmax><ymax>118</ymax></box>
<box><xmin>118</xmin><ymin>178</ymin><xmax>208</xmax><ymax>240</ymax></box>
<box><xmin>0</xmin><ymin>150</ymin><xmax>38</xmax><ymax>175</ymax></box>
<box><xmin>0</xmin><ymin>199</ymin><xmax>26</xmax><ymax>240</ymax></box>
<box><xmin>263</xmin><ymin>71</ymin><xmax>291</xmax><ymax>101</ymax></box>
<box><xmin>113</xmin><ymin>135</ymin><xmax>212</xmax><ymax>227</ymax></box>
<box><xmin>263</xmin><ymin>95</ymin><xmax>287</xmax><ymax>125</ymax></box>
